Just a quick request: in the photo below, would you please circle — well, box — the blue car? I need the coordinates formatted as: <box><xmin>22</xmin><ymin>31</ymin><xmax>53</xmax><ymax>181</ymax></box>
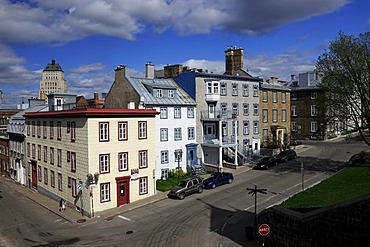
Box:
<box><xmin>203</xmin><ymin>172</ymin><xmax>234</xmax><ymax>189</ymax></box>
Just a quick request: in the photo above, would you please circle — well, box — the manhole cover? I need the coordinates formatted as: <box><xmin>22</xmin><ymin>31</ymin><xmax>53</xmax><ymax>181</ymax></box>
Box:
<box><xmin>76</xmin><ymin>219</ymin><xmax>86</xmax><ymax>223</ymax></box>
<box><xmin>126</xmin><ymin>230</ymin><xmax>134</xmax><ymax>234</ymax></box>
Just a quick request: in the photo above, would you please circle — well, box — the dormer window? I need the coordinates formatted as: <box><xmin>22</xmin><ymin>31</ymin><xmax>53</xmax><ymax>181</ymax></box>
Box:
<box><xmin>156</xmin><ymin>89</ymin><xmax>163</xmax><ymax>98</ymax></box>
<box><xmin>168</xmin><ymin>90</ymin><xmax>174</xmax><ymax>98</ymax></box>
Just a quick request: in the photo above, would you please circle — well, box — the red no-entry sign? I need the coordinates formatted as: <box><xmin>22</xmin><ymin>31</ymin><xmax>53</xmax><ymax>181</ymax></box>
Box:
<box><xmin>259</xmin><ymin>224</ymin><xmax>270</xmax><ymax>236</ymax></box>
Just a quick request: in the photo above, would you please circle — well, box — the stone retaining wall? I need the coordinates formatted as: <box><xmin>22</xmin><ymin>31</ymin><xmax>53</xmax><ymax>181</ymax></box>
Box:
<box><xmin>257</xmin><ymin>193</ymin><xmax>370</xmax><ymax>246</ymax></box>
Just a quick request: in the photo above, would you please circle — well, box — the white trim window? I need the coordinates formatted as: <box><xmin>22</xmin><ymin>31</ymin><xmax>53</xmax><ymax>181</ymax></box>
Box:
<box><xmin>253</xmin><ymin>104</ymin><xmax>259</xmax><ymax>116</ymax></box>
<box><xmin>174</xmin><ymin>107</ymin><xmax>181</xmax><ymax>119</ymax></box>
<box><xmin>232</xmin><ymin>103</ymin><xmax>238</xmax><ymax>116</ymax></box>
<box><xmin>168</xmin><ymin>90</ymin><xmax>174</xmax><ymax>98</ymax></box>
<box><xmin>311</xmin><ymin>122</ymin><xmax>318</xmax><ymax>132</ymax></box>
<box><xmin>243</xmin><ymin>103</ymin><xmax>249</xmax><ymax>116</ymax></box>
<box><xmin>188</xmin><ymin>127</ymin><xmax>195</xmax><ymax>140</ymax></box>
<box><xmin>101</xmin><ymin>183</ymin><xmax>110</xmax><ymax>202</ymax></box>
<box><xmin>272</xmin><ymin>109</ymin><xmax>278</xmax><ymax>123</ymax></box>
<box><xmin>221</xmin><ymin>103</ymin><xmax>227</xmax><ymax>115</ymax></box>
<box><xmin>156</xmin><ymin>89</ymin><xmax>163</xmax><ymax>98</ymax></box>
<box><xmin>262</xmin><ymin>91</ymin><xmax>268</xmax><ymax>102</ymax></box>
<box><xmin>119</xmin><ymin>152</ymin><xmax>128</xmax><ymax>171</ymax></box>
<box><xmin>118</xmin><ymin>122</ymin><xmax>128</xmax><ymax>140</ymax></box>
<box><xmin>220</xmin><ymin>83</ymin><xmax>227</xmax><ymax>95</ymax></box>
<box><xmin>100</xmin><ymin>154</ymin><xmax>110</xmax><ymax>173</ymax></box>
<box><xmin>139</xmin><ymin>150</ymin><xmax>148</xmax><ymax>168</ymax></box>
<box><xmin>291</xmin><ymin>105</ymin><xmax>297</xmax><ymax>116</ymax></box>
<box><xmin>139</xmin><ymin>177</ymin><xmax>148</xmax><ymax>195</ymax></box>
<box><xmin>138</xmin><ymin>121</ymin><xmax>147</xmax><ymax>139</ymax></box>
<box><xmin>174</xmin><ymin>128</ymin><xmax>182</xmax><ymax>141</ymax></box>
<box><xmin>282</xmin><ymin>109</ymin><xmax>287</xmax><ymax>122</ymax></box>
<box><xmin>232</xmin><ymin>83</ymin><xmax>238</xmax><ymax>96</ymax></box>
<box><xmin>160</xmin><ymin>107</ymin><xmax>168</xmax><ymax>119</ymax></box>
<box><xmin>262</xmin><ymin>109</ymin><xmax>268</xmax><ymax>123</ymax></box>
<box><xmin>187</xmin><ymin>107</ymin><xmax>194</xmax><ymax>118</ymax></box>
<box><xmin>253</xmin><ymin>121</ymin><xmax>259</xmax><ymax>134</ymax></box>
<box><xmin>161</xmin><ymin>151</ymin><xmax>169</xmax><ymax>164</ymax></box>
<box><xmin>253</xmin><ymin>85</ymin><xmax>259</xmax><ymax>97</ymax></box>
<box><xmin>243</xmin><ymin>121</ymin><xmax>249</xmax><ymax>135</ymax></box>
<box><xmin>160</xmin><ymin>128</ymin><xmax>168</xmax><ymax>141</ymax></box>
<box><xmin>99</xmin><ymin>122</ymin><xmax>109</xmax><ymax>141</ymax></box>
<box><xmin>311</xmin><ymin>105</ymin><xmax>317</xmax><ymax>116</ymax></box>
<box><xmin>282</xmin><ymin>92</ymin><xmax>286</xmax><ymax>103</ymax></box>
<box><xmin>243</xmin><ymin>84</ymin><xmax>249</xmax><ymax>97</ymax></box>
<box><xmin>272</xmin><ymin>91</ymin><xmax>277</xmax><ymax>103</ymax></box>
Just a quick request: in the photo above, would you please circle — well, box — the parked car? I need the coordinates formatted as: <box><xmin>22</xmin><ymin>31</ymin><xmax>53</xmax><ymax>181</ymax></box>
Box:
<box><xmin>167</xmin><ymin>177</ymin><xmax>204</xmax><ymax>200</ymax></box>
<box><xmin>275</xmin><ymin>150</ymin><xmax>297</xmax><ymax>163</ymax></box>
<box><xmin>253</xmin><ymin>156</ymin><xmax>278</xmax><ymax>170</ymax></box>
<box><xmin>203</xmin><ymin>172</ymin><xmax>234</xmax><ymax>189</ymax></box>
<box><xmin>347</xmin><ymin>152</ymin><xmax>368</xmax><ymax>166</ymax></box>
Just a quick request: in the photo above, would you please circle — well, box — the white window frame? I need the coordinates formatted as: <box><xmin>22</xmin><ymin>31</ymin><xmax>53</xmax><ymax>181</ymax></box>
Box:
<box><xmin>272</xmin><ymin>91</ymin><xmax>277</xmax><ymax>103</ymax></box>
<box><xmin>262</xmin><ymin>109</ymin><xmax>268</xmax><ymax>123</ymax></box>
<box><xmin>243</xmin><ymin>84</ymin><xmax>249</xmax><ymax>97</ymax></box>
<box><xmin>139</xmin><ymin>150</ymin><xmax>148</xmax><ymax>168</ymax></box>
<box><xmin>161</xmin><ymin>151</ymin><xmax>169</xmax><ymax>164</ymax></box>
<box><xmin>118</xmin><ymin>121</ymin><xmax>128</xmax><ymax>140</ymax></box>
<box><xmin>119</xmin><ymin>152</ymin><xmax>128</xmax><ymax>171</ymax></box>
<box><xmin>160</xmin><ymin>107</ymin><xmax>168</xmax><ymax>119</ymax></box>
<box><xmin>187</xmin><ymin>107</ymin><xmax>194</xmax><ymax>118</ymax></box>
<box><xmin>311</xmin><ymin>105</ymin><xmax>317</xmax><ymax>116</ymax></box>
<box><xmin>188</xmin><ymin>127</ymin><xmax>195</xmax><ymax>140</ymax></box>
<box><xmin>291</xmin><ymin>105</ymin><xmax>297</xmax><ymax>116</ymax></box>
<box><xmin>99</xmin><ymin>122</ymin><xmax>109</xmax><ymax>141</ymax></box>
<box><xmin>139</xmin><ymin>177</ymin><xmax>148</xmax><ymax>195</ymax></box>
<box><xmin>174</xmin><ymin>107</ymin><xmax>181</xmax><ymax>119</ymax></box>
<box><xmin>138</xmin><ymin>121</ymin><xmax>147</xmax><ymax>139</ymax></box>
<box><xmin>174</xmin><ymin>128</ymin><xmax>182</xmax><ymax>141</ymax></box>
<box><xmin>100</xmin><ymin>154</ymin><xmax>110</xmax><ymax>173</ymax></box>
<box><xmin>272</xmin><ymin>109</ymin><xmax>278</xmax><ymax>123</ymax></box>
<box><xmin>253</xmin><ymin>121</ymin><xmax>259</xmax><ymax>135</ymax></box>
<box><xmin>311</xmin><ymin>121</ymin><xmax>318</xmax><ymax>132</ymax></box>
<box><xmin>243</xmin><ymin>121</ymin><xmax>249</xmax><ymax>135</ymax></box>
<box><xmin>282</xmin><ymin>109</ymin><xmax>287</xmax><ymax>122</ymax></box>
<box><xmin>160</xmin><ymin>128</ymin><xmax>168</xmax><ymax>141</ymax></box>
<box><xmin>101</xmin><ymin>183</ymin><xmax>110</xmax><ymax>202</ymax></box>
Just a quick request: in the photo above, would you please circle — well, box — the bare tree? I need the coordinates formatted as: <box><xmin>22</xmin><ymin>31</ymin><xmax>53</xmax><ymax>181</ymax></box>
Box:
<box><xmin>316</xmin><ymin>32</ymin><xmax>370</xmax><ymax>146</ymax></box>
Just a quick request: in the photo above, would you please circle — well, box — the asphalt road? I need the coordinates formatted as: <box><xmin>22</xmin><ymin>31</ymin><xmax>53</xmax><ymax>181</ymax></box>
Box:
<box><xmin>0</xmin><ymin>137</ymin><xmax>368</xmax><ymax>247</ymax></box>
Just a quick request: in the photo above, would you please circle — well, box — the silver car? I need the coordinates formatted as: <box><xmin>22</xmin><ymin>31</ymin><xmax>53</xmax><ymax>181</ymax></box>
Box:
<box><xmin>167</xmin><ymin>177</ymin><xmax>204</xmax><ymax>200</ymax></box>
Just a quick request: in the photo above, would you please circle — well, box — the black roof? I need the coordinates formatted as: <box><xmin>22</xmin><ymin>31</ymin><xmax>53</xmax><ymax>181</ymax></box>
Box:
<box><xmin>43</xmin><ymin>59</ymin><xmax>63</xmax><ymax>72</ymax></box>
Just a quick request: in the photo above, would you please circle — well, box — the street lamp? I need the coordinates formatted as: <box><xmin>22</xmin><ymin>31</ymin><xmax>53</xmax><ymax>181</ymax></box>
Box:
<box><xmin>174</xmin><ymin>149</ymin><xmax>183</xmax><ymax>184</ymax></box>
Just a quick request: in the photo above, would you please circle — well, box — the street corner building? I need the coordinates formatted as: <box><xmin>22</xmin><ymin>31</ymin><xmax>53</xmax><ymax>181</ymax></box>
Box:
<box><xmin>23</xmin><ymin>99</ymin><xmax>158</xmax><ymax>217</ymax></box>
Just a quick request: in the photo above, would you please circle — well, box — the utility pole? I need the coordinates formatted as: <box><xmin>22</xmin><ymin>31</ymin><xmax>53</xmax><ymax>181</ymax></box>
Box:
<box><xmin>246</xmin><ymin>185</ymin><xmax>267</xmax><ymax>238</ymax></box>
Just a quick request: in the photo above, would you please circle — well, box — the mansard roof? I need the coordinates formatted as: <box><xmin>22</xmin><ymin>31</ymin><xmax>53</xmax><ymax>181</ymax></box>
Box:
<box><xmin>43</xmin><ymin>59</ymin><xmax>64</xmax><ymax>72</ymax></box>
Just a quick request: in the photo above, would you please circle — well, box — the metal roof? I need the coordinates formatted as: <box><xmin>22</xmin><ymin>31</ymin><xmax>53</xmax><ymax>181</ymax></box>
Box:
<box><xmin>127</xmin><ymin>77</ymin><xmax>196</xmax><ymax>106</ymax></box>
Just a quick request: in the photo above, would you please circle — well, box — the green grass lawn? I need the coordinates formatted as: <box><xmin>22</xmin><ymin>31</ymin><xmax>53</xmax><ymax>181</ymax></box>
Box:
<box><xmin>156</xmin><ymin>176</ymin><xmax>186</xmax><ymax>192</ymax></box>
<box><xmin>281</xmin><ymin>165</ymin><xmax>370</xmax><ymax>209</ymax></box>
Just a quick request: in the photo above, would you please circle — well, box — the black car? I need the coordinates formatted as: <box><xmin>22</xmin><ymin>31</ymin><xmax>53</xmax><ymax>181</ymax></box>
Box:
<box><xmin>275</xmin><ymin>150</ymin><xmax>297</xmax><ymax>163</ymax></box>
<box><xmin>253</xmin><ymin>156</ymin><xmax>278</xmax><ymax>170</ymax></box>
<box><xmin>167</xmin><ymin>177</ymin><xmax>204</xmax><ymax>200</ymax></box>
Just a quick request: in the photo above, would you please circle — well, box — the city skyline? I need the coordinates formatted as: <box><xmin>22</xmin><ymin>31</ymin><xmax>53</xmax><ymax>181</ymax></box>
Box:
<box><xmin>0</xmin><ymin>0</ymin><xmax>369</xmax><ymax>109</ymax></box>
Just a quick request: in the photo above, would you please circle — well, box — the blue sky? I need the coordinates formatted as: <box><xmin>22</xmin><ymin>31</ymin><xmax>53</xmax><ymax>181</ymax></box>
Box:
<box><xmin>0</xmin><ymin>0</ymin><xmax>369</xmax><ymax>109</ymax></box>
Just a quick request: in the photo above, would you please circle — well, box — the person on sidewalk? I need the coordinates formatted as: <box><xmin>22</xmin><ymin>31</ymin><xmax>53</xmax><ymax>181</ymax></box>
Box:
<box><xmin>59</xmin><ymin>198</ymin><xmax>66</xmax><ymax>212</ymax></box>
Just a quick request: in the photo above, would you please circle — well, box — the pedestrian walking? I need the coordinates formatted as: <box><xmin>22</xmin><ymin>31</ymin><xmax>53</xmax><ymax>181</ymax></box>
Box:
<box><xmin>59</xmin><ymin>198</ymin><xmax>66</xmax><ymax>212</ymax></box>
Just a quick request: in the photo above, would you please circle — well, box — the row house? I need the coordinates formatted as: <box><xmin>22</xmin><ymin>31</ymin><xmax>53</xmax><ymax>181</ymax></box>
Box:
<box><xmin>7</xmin><ymin>99</ymin><xmax>48</xmax><ymax>185</ymax></box>
<box><xmin>24</xmin><ymin>94</ymin><xmax>158</xmax><ymax>217</ymax></box>
<box><xmin>260</xmin><ymin>77</ymin><xmax>291</xmax><ymax>149</ymax></box>
<box><xmin>105</xmin><ymin>64</ymin><xmax>197</xmax><ymax>180</ymax></box>
<box><xmin>166</xmin><ymin>47</ymin><xmax>262</xmax><ymax>171</ymax></box>
<box><xmin>287</xmin><ymin>72</ymin><xmax>343</xmax><ymax>140</ymax></box>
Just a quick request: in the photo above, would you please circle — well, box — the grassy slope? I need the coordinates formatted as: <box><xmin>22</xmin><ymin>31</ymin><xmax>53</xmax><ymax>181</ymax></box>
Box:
<box><xmin>281</xmin><ymin>166</ymin><xmax>370</xmax><ymax>208</ymax></box>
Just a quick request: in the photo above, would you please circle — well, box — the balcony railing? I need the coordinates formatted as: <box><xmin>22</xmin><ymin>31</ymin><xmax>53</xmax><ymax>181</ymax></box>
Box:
<box><xmin>205</xmin><ymin>93</ymin><xmax>220</xmax><ymax>102</ymax></box>
<box><xmin>203</xmin><ymin>135</ymin><xmax>236</xmax><ymax>145</ymax></box>
<box><xmin>200</xmin><ymin>110</ymin><xmax>237</xmax><ymax>120</ymax></box>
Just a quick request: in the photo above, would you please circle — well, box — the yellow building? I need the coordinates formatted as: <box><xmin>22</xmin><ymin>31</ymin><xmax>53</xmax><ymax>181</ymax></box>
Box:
<box><xmin>260</xmin><ymin>78</ymin><xmax>291</xmax><ymax>149</ymax></box>
<box><xmin>24</xmin><ymin>108</ymin><xmax>158</xmax><ymax>217</ymax></box>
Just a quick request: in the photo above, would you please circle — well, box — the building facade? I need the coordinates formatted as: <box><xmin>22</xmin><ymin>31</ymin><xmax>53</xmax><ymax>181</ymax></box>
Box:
<box><xmin>39</xmin><ymin>60</ymin><xmax>67</xmax><ymax>102</ymax></box>
<box><xmin>24</xmin><ymin>106</ymin><xmax>158</xmax><ymax>217</ymax></box>
<box><xmin>260</xmin><ymin>77</ymin><xmax>291</xmax><ymax>149</ymax></box>
<box><xmin>105</xmin><ymin>64</ymin><xmax>198</xmax><ymax>179</ymax></box>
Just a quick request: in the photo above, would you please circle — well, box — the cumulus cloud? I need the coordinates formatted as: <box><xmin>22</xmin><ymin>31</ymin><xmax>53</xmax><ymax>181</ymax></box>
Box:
<box><xmin>69</xmin><ymin>63</ymin><xmax>105</xmax><ymax>73</ymax></box>
<box><xmin>0</xmin><ymin>0</ymin><xmax>349</xmax><ymax>44</ymax></box>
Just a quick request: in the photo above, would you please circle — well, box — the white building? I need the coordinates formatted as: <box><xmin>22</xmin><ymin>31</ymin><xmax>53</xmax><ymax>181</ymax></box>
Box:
<box><xmin>39</xmin><ymin>60</ymin><xmax>67</xmax><ymax>102</ymax></box>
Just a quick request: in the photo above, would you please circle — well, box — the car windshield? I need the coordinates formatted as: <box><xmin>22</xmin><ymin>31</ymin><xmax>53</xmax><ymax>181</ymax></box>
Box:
<box><xmin>178</xmin><ymin>181</ymin><xmax>188</xmax><ymax>187</ymax></box>
<box><xmin>210</xmin><ymin>173</ymin><xmax>220</xmax><ymax>178</ymax></box>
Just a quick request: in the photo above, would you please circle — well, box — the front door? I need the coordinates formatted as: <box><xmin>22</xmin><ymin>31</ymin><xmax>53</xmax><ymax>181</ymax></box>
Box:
<box><xmin>31</xmin><ymin>160</ymin><xmax>37</xmax><ymax>189</ymax></box>
<box><xmin>116</xmin><ymin>176</ymin><xmax>130</xmax><ymax>207</ymax></box>
<box><xmin>208</xmin><ymin>104</ymin><xmax>215</xmax><ymax>118</ymax></box>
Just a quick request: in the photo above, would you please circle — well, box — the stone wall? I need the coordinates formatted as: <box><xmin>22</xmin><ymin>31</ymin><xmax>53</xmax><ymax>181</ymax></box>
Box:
<box><xmin>257</xmin><ymin>193</ymin><xmax>370</xmax><ymax>246</ymax></box>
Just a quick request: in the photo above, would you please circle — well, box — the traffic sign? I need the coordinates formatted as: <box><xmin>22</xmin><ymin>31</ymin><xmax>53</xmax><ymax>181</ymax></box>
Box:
<box><xmin>259</xmin><ymin>224</ymin><xmax>270</xmax><ymax>236</ymax></box>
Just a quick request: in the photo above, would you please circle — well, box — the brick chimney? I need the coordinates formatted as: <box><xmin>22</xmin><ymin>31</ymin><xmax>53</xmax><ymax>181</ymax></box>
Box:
<box><xmin>114</xmin><ymin>65</ymin><xmax>126</xmax><ymax>82</ymax></box>
<box><xmin>225</xmin><ymin>46</ymin><xmax>244</xmax><ymax>75</ymax></box>
<box><xmin>164</xmin><ymin>64</ymin><xmax>183</xmax><ymax>78</ymax></box>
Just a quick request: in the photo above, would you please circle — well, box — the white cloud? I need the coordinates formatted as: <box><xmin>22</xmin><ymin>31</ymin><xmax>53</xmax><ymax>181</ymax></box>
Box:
<box><xmin>0</xmin><ymin>0</ymin><xmax>349</xmax><ymax>44</ymax></box>
<box><xmin>69</xmin><ymin>63</ymin><xmax>105</xmax><ymax>74</ymax></box>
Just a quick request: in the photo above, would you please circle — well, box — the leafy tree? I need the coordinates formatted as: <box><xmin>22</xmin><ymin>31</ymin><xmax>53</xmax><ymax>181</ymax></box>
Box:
<box><xmin>316</xmin><ymin>32</ymin><xmax>370</xmax><ymax>146</ymax></box>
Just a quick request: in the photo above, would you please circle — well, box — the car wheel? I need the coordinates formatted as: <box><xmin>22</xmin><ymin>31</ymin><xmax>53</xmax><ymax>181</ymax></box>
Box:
<box><xmin>179</xmin><ymin>193</ymin><xmax>185</xmax><ymax>200</ymax></box>
<box><xmin>211</xmin><ymin>184</ymin><xmax>216</xmax><ymax>189</ymax></box>
<box><xmin>198</xmin><ymin>186</ymin><xmax>203</xmax><ymax>193</ymax></box>
<box><xmin>228</xmin><ymin>178</ymin><xmax>233</xmax><ymax>184</ymax></box>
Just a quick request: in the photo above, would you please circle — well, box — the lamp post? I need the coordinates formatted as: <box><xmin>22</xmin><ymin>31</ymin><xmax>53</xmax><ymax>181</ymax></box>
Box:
<box><xmin>175</xmin><ymin>150</ymin><xmax>183</xmax><ymax>184</ymax></box>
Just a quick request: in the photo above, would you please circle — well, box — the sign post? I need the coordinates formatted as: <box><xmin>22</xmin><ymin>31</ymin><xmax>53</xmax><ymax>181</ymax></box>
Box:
<box><xmin>259</xmin><ymin>224</ymin><xmax>270</xmax><ymax>246</ymax></box>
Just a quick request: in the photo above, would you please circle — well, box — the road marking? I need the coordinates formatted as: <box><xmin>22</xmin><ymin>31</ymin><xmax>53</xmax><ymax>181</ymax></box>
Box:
<box><xmin>54</xmin><ymin>219</ymin><xmax>62</xmax><ymax>223</ymax></box>
<box><xmin>118</xmin><ymin>215</ymin><xmax>135</xmax><ymax>222</ymax></box>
